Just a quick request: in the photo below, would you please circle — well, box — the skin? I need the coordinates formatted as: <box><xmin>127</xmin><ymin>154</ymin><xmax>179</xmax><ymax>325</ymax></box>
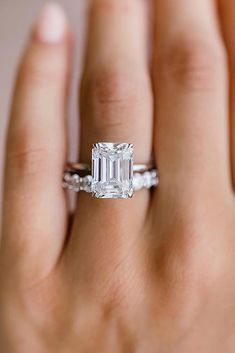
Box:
<box><xmin>1</xmin><ymin>0</ymin><xmax>235</xmax><ymax>351</ymax></box>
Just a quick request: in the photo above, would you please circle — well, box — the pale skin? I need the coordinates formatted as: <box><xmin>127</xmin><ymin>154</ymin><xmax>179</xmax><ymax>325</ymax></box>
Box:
<box><xmin>1</xmin><ymin>0</ymin><xmax>235</xmax><ymax>351</ymax></box>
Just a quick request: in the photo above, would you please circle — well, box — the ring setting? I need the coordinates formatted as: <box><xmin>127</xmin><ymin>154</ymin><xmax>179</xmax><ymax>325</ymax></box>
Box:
<box><xmin>63</xmin><ymin>142</ymin><xmax>158</xmax><ymax>199</ymax></box>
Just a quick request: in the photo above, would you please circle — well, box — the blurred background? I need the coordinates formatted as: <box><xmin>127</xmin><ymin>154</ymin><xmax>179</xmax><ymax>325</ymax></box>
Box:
<box><xmin>0</xmin><ymin>0</ymin><xmax>88</xmax><ymax>216</ymax></box>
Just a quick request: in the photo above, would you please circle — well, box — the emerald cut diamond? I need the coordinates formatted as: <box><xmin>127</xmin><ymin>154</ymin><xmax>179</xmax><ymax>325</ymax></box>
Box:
<box><xmin>92</xmin><ymin>143</ymin><xmax>134</xmax><ymax>199</ymax></box>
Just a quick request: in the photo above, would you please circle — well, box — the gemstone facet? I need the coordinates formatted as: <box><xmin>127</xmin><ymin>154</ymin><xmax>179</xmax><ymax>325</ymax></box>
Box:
<box><xmin>92</xmin><ymin>142</ymin><xmax>134</xmax><ymax>199</ymax></box>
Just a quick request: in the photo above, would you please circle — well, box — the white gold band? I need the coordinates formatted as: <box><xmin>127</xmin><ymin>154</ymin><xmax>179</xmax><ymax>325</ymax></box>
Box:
<box><xmin>66</xmin><ymin>162</ymin><xmax>155</xmax><ymax>173</ymax></box>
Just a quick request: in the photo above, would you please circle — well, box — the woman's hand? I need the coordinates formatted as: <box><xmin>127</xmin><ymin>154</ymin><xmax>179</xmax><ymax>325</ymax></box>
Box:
<box><xmin>1</xmin><ymin>0</ymin><xmax>235</xmax><ymax>352</ymax></box>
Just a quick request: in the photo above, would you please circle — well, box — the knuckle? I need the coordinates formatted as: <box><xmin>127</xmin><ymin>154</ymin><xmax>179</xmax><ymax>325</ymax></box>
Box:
<box><xmin>158</xmin><ymin>36</ymin><xmax>225</xmax><ymax>91</ymax></box>
<box><xmin>6</xmin><ymin>147</ymin><xmax>55</xmax><ymax>179</ymax></box>
<box><xmin>82</xmin><ymin>68</ymin><xmax>148</xmax><ymax>130</ymax></box>
<box><xmin>6</xmin><ymin>130</ymin><xmax>57</xmax><ymax>179</ymax></box>
<box><xmin>83</xmin><ymin>68</ymin><xmax>140</xmax><ymax>106</ymax></box>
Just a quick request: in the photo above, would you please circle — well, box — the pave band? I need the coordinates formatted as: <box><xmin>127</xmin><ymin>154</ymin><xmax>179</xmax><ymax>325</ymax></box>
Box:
<box><xmin>63</xmin><ymin>142</ymin><xmax>159</xmax><ymax>199</ymax></box>
<box><xmin>63</xmin><ymin>168</ymin><xmax>158</xmax><ymax>193</ymax></box>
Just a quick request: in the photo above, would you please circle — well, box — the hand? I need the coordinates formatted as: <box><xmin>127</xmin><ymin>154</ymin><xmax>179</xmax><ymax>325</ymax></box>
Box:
<box><xmin>1</xmin><ymin>1</ymin><xmax>235</xmax><ymax>352</ymax></box>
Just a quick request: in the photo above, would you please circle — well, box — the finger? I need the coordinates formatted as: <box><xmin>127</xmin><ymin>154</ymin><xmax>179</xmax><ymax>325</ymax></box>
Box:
<box><xmin>80</xmin><ymin>0</ymin><xmax>152</xmax><ymax>163</ymax></box>
<box><xmin>219</xmin><ymin>0</ymin><xmax>235</xmax><ymax>188</ymax></box>
<box><xmin>66</xmin><ymin>0</ymin><xmax>152</xmax><ymax>277</ymax></box>
<box><xmin>76</xmin><ymin>0</ymin><xmax>152</xmax><ymax>210</ymax></box>
<box><xmin>1</xmin><ymin>3</ymin><xmax>71</xmax><ymax>282</ymax></box>
<box><xmin>153</xmin><ymin>0</ymin><xmax>230</xmax><ymax>207</ymax></box>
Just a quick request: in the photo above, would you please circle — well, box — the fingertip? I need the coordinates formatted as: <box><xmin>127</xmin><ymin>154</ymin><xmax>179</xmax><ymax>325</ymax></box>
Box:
<box><xmin>33</xmin><ymin>2</ymin><xmax>68</xmax><ymax>44</ymax></box>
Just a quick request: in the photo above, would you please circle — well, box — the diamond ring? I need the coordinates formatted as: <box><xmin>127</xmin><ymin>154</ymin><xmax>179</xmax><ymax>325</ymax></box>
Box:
<box><xmin>63</xmin><ymin>142</ymin><xmax>159</xmax><ymax>199</ymax></box>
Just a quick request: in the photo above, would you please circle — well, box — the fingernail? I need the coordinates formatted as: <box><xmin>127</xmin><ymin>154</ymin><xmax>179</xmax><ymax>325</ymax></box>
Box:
<box><xmin>34</xmin><ymin>2</ymin><xmax>67</xmax><ymax>43</ymax></box>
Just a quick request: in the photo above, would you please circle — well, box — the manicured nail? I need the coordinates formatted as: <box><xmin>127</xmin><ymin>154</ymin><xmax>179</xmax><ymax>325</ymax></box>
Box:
<box><xmin>34</xmin><ymin>2</ymin><xmax>67</xmax><ymax>43</ymax></box>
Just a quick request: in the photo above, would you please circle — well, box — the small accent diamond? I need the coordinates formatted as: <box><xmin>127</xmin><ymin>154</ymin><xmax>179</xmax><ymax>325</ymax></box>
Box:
<box><xmin>81</xmin><ymin>175</ymin><xmax>92</xmax><ymax>193</ymax></box>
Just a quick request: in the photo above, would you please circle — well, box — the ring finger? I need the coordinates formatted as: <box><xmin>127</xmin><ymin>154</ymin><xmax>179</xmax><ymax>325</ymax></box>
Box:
<box><xmin>66</xmin><ymin>0</ymin><xmax>153</xmax><ymax>260</ymax></box>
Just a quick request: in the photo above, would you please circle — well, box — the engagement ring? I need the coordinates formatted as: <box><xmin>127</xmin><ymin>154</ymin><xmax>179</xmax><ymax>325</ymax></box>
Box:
<box><xmin>63</xmin><ymin>142</ymin><xmax>158</xmax><ymax>199</ymax></box>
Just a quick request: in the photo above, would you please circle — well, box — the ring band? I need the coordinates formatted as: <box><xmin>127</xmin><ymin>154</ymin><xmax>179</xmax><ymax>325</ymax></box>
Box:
<box><xmin>63</xmin><ymin>142</ymin><xmax>159</xmax><ymax>199</ymax></box>
<box><xmin>66</xmin><ymin>162</ymin><xmax>155</xmax><ymax>173</ymax></box>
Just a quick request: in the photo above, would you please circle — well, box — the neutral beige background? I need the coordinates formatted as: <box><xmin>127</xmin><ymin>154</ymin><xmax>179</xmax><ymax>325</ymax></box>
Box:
<box><xmin>0</xmin><ymin>0</ymin><xmax>89</xmax><ymax>217</ymax></box>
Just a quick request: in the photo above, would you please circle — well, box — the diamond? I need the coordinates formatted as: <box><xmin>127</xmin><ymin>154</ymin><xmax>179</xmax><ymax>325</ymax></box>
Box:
<box><xmin>81</xmin><ymin>175</ymin><xmax>92</xmax><ymax>193</ymax></box>
<box><xmin>64</xmin><ymin>172</ymin><xmax>71</xmax><ymax>183</ymax></box>
<box><xmin>143</xmin><ymin>171</ymin><xmax>152</xmax><ymax>188</ymax></box>
<box><xmin>133</xmin><ymin>173</ymin><xmax>143</xmax><ymax>191</ymax></box>
<box><xmin>68</xmin><ymin>174</ymin><xmax>80</xmax><ymax>192</ymax></box>
<box><xmin>92</xmin><ymin>142</ymin><xmax>133</xmax><ymax>199</ymax></box>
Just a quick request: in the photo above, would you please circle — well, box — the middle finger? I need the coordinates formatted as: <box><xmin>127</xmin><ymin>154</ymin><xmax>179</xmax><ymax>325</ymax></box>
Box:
<box><xmin>66</xmin><ymin>0</ymin><xmax>153</xmax><ymax>276</ymax></box>
<box><xmin>153</xmin><ymin>0</ymin><xmax>230</xmax><ymax>209</ymax></box>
